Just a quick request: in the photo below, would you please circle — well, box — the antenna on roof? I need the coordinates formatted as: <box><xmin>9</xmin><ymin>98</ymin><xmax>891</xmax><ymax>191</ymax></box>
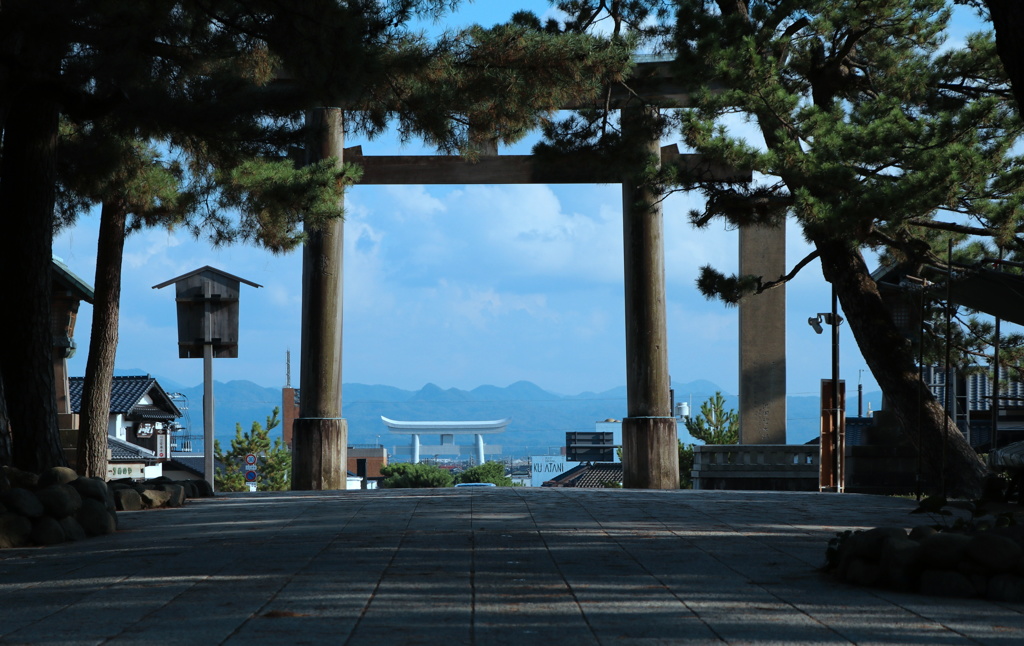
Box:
<box><xmin>286</xmin><ymin>349</ymin><xmax>291</xmax><ymax>388</ymax></box>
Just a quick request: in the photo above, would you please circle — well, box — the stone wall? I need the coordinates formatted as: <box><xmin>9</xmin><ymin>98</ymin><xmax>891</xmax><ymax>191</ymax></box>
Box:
<box><xmin>826</xmin><ymin>524</ymin><xmax>1024</xmax><ymax>602</ymax></box>
<box><xmin>1</xmin><ymin>466</ymin><xmax>212</xmax><ymax>549</ymax></box>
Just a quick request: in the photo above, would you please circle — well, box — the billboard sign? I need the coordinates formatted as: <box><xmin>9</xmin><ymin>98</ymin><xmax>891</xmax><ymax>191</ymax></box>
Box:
<box><xmin>531</xmin><ymin>455</ymin><xmax>567</xmax><ymax>487</ymax></box>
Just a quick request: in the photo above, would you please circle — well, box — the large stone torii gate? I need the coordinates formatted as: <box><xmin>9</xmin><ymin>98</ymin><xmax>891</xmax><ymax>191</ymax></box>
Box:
<box><xmin>292</xmin><ymin>61</ymin><xmax>785</xmax><ymax>490</ymax></box>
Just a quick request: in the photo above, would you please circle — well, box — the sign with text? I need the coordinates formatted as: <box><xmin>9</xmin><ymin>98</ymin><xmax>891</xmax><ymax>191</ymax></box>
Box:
<box><xmin>566</xmin><ymin>431</ymin><xmax>615</xmax><ymax>462</ymax></box>
<box><xmin>530</xmin><ymin>456</ymin><xmax>567</xmax><ymax>487</ymax></box>
<box><xmin>107</xmin><ymin>463</ymin><xmax>145</xmax><ymax>480</ymax></box>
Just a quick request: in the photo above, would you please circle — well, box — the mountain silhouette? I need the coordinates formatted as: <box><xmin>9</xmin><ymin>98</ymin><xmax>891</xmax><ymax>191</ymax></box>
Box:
<box><xmin>127</xmin><ymin>376</ymin><xmax>880</xmax><ymax>456</ymax></box>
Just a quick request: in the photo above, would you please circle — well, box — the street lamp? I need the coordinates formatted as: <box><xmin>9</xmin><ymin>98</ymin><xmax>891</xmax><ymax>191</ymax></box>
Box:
<box><xmin>809</xmin><ymin>289</ymin><xmax>845</xmax><ymax>492</ymax></box>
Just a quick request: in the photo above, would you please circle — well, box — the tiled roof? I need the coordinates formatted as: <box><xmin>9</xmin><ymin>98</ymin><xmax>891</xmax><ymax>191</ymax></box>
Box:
<box><xmin>52</xmin><ymin>256</ymin><xmax>95</xmax><ymax>303</ymax></box>
<box><xmin>108</xmin><ymin>436</ymin><xmax>157</xmax><ymax>462</ymax></box>
<box><xmin>131</xmin><ymin>404</ymin><xmax>177</xmax><ymax>421</ymax></box>
<box><xmin>167</xmin><ymin>456</ymin><xmax>206</xmax><ymax>478</ymax></box>
<box><xmin>543</xmin><ymin>462</ymin><xmax>623</xmax><ymax>488</ymax></box>
<box><xmin>68</xmin><ymin>376</ymin><xmax>181</xmax><ymax>418</ymax></box>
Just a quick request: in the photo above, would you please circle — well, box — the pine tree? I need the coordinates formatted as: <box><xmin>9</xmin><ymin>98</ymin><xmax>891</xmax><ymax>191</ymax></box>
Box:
<box><xmin>675</xmin><ymin>0</ymin><xmax>1024</xmax><ymax>497</ymax></box>
<box><xmin>685</xmin><ymin>392</ymin><xmax>739</xmax><ymax>445</ymax></box>
<box><xmin>0</xmin><ymin>1</ymin><xmax>357</xmax><ymax>472</ymax></box>
<box><xmin>215</xmin><ymin>408</ymin><xmax>291</xmax><ymax>492</ymax></box>
<box><xmin>0</xmin><ymin>1</ymin><xmax>632</xmax><ymax>473</ymax></box>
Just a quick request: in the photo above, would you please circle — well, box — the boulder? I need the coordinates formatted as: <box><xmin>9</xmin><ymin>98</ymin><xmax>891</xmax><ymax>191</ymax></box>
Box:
<box><xmin>836</xmin><ymin>527</ymin><xmax>907</xmax><ymax>577</ymax></box>
<box><xmin>920</xmin><ymin>532</ymin><xmax>973</xmax><ymax>569</ymax></box>
<box><xmin>958</xmin><ymin>558</ymin><xmax>993</xmax><ymax>578</ymax></box>
<box><xmin>988</xmin><ymin>574</ymin><xmax>1024</xmax><ymax>603</ymax></box>
<box><xmin>0</xmin><ymin>488</ymin><xmax>44</xmax><ymax>519</ymax></box>
<box><xmin>36</xmin><ymin>484</ymin><xmax>83</xmax><ymax>519</ymax></box>
<box><xmin>918</xmin><ymin>569</ymin><xmax>978</xmax><ymax>598</ymax></box>
<box><xmin>114</xmin><ymin>488</ymin><xmax>143</xmax><ymax>512</ymax></box>
<box><xmin>69</xmin><ymin>476</ymin><xmax>110</xmax><ymax>503</ymax></box>
<box><xmin>178</xmin><ymin>480</ymin><xmax>198</xmax><ymax>499</ymax></box>
<box><xmin>58</xmin><ymin>516</ymin><xmax>87</xmax><ymax>542</ymax></box>
<box><xmin>2</xmin><ymin>466</ymin><xmax>38</xmax><ymax>490</ymax></box>
<box><xmin>37</xmin><ymin>466</ymin><xmax>79</xmax><ymax>488</ymax></box>
<box><xmin>30</xmin><ymin>516</ymin><xmax>66</xmax><ymax>546</ymax></box>
<box><xmin>92</xmin><ymin>477</ymin><xmax>116</xmax><ymax>510</ymax></box>
<box><xmin>0</xmin><ymin>512</ymin><xmax>32</xmax><ymax>548</ymax></box>
<box><xmin>908</xmin><ymin>525</ymin><xmax>938</xmax><ymax>542</ymax></box>
<box><xmin>966</xmin><ymin>534</ymin><xmax>1023</xmax><ymax>572</ymax></box>
<box><xmin>155</xmin><ymin>484</ymin><xmax>186</xmax><ymax>508</ymax></box>
<box><xmin>76</xmin><ymin>497</ymin><xmax>116</xmax><ymax>536</ymax></box>
<box><xmin>140</xmin><ymin>488</ymin><xmax>172</xmax><ymax>509</ymax></box>
<box><xmin>191</xmin><ymin>479</ymin><xmax>214</xmax><ymax>497</ymax></box>
<box><xmin>881</xmin><ymin>537</ymin><xmax>922</xmax><ymax>591</ymax></box>
<box><xmin>845</xmin><ymin>557</ymin><xmax>884</xmax><ymax>587</ymax></box>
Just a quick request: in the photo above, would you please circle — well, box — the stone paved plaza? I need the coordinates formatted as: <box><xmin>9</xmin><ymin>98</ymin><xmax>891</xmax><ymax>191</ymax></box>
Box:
<box><xmin>1</xmin><ymin>488</ymin><xmax>1022</xmax><ymax>645</ymax></box>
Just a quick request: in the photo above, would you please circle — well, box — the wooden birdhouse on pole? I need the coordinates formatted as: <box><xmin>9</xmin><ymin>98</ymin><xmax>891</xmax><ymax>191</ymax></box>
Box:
<box><xmin>153</xmin><ymin>266</ymin><xmax>261</xmax><ymax>489</ymax></box>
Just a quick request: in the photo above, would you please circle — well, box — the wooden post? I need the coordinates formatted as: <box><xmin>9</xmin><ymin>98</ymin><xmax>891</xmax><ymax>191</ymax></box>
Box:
<box><xmin>819</xmin><ymin>379</ymin><xmax>846</xmax><ymax>491</ymax></box>
<box><xmin>293</xmin><ymin>107</ymin><xmax>347</xmax><ymax>490</ymax></box>
<box><xmin>202</xmin><ymin>278</ymin><xmax>215</xmax><ymax>490</ymax></box>
<box><xmin>620</xmin><ymin>107</ymin><xmax>678</xmax><ymax>489</ymax></box>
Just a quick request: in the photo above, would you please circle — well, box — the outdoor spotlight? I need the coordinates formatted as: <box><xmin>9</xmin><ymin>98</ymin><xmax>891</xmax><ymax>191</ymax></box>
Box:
<box><xmin>808</xmin><ymin>316</ymin><xmax>824</xmax><ymax>334</ymax></box>
<box><xmin>822</xmin><ymin>313</ymin><xmax>844</xmax><ymax>327</ymax></box>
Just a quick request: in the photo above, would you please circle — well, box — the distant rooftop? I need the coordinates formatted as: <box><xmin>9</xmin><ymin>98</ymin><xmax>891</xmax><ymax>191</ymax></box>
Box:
<box><xmin>69</xmin><ymin>375</ymin><xmax>181</xmax><ymax>419</ymax></box>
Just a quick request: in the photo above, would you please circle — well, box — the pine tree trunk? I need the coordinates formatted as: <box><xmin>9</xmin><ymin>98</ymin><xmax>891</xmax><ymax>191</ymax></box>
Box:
<box><xmin>77</xmin><ymin>201</ymin><xmax>128</xmax><ymax>478</ymax></box>
<box><xmin>0</xmin><ymin>374</ymin><xmax>11</xmax><ymax>466</ymax></box>
<box><xmin>987</xmin><ymin>1</ymin><xmax>1024</xmax><ymax>109</ymax></box>
<box><xmin>0</xmin><ymin>89</ymin><xmax>66</xmax><ymax>473</ymax></box>
<box><xmin>816</xmin><ymin>238</ymin><xmax>988</xmax><ymax>498</ymax></box>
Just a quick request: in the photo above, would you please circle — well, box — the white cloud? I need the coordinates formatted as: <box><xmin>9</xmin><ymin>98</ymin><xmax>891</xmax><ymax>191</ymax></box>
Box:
<box><xmin>382</xmin><ymin>185</ymin><xmax>446</xmax><ymax>220</ymax></box>
<box><xmin>123</xmin><ymin>228</ymin><xmax>183</xmax><ymax>270</ymax></box>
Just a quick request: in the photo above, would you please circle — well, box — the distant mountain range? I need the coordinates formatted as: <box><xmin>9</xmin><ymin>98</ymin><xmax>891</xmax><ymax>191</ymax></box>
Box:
<box><xmin>134</xmin><ymin>375</ymin><xmax>882</xmax><ymax>456</ymax></box>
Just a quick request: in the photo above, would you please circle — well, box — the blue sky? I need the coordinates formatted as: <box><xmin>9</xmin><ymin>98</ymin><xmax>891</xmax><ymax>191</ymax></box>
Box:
<box><xmin>54</xmin><ymin>1</ymin><xmax>995</xmax><ymax>404</ymax></box>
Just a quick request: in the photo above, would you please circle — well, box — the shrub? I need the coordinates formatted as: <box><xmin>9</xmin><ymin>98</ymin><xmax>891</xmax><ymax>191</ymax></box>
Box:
<box><xmin>454</xmin><ymin>461</ymin><xmax>513</xmax><ymax>486</ymax></box>
<box><xmin>379</xmin><ymin>463</ymin><xmax>453</xmax><ymax>488</ymax></box>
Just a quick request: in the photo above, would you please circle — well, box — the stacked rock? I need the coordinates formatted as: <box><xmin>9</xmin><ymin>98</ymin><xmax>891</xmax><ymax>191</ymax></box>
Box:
<box><xmin>827</xmin><ymin>525</ymin><xmax>1024</xmax><ymax>602</ymax></box>
<box><xmin>0</xmin><ymin>466</ymin><xmax>117</xmax><ymax>548</ymax></box>
<box><xmin>107</xmin><ymin>476</ymin><xmax>212</xmax><ymax>511</ymax></box>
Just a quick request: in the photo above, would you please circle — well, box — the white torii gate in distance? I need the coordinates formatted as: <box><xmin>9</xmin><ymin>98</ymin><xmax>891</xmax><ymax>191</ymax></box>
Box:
<box><xmin>380</xmin><ymin>416</ymin><xmax>510</xmax><ymax>465</ymax></box>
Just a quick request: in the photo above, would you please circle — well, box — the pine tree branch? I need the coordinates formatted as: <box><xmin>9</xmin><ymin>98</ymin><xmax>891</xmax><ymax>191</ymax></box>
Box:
<box><xmin>908</xmin><ymin>218</ymin><xmax>1024</xmax><ymax>246</ymax></box>
<box><xmin>756</xmin><ymin>249</ymin><xmax>820</xmax><ymax>294</ymax></box>
<box><xmin>935</xmin><ymin>82</ymin><xmax>1013</xmax><ymax>99</ymax></box>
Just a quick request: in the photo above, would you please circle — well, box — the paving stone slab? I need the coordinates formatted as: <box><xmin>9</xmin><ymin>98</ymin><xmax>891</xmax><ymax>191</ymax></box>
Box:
<box><xmin>1</xmin><ymin>489</ymin><xmax>1023</xmax><ymax>645</ymax></box>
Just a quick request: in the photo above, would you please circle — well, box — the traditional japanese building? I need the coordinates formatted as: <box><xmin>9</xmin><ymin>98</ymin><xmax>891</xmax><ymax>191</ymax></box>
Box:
<box><xmin>69</xmin><ymin>375</ymin><xmax>183</xmax><ymax>478</ymax></box>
